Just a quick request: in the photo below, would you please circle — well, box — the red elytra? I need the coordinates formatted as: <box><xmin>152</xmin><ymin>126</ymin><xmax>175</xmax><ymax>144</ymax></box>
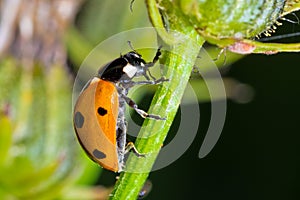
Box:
<box><xmin>74</xmin><ymin>77</ymin><xmax>119</xmax><ymax>171</ymax></box>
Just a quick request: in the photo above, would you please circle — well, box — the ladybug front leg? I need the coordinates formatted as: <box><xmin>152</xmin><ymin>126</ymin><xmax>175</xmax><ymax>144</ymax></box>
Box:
<box><xmin>121</xmin><ymin>94</ymin><xmax>165</xmax><ymax>120</ymax></box>
<box><xmin>124</xmin><ymin>77</ymin><xmax>169</xmax><ymax>88</ymax></box>
<box><xmin>146</xmin><ymin>46</ymin><xmax>162</xmax><ymax>67</ymax></box>
<box><xmin>144</xmin><ymin>47</ymin><xmax>162</xmax><ymax>80</ymax></box>
<box><xmin>144</xmin><ymin>47</ymin><xmax>161</xmax><ymax>81</ymax></box>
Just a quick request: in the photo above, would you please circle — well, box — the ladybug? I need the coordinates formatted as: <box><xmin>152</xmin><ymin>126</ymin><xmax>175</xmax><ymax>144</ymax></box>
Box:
<box><xmin>73</xmin><ymin>47</ymin><xmax>167</xmax><ymax>172</ymax></box>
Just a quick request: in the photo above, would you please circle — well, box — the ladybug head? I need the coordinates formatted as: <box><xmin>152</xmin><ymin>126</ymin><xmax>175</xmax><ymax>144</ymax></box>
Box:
<box><xmin>99</xmin><ymin>48</ymin><xmax>161</xmax><ymax>83</ymax></box>
<box><xmin>122</xmin><ymin>50</ymin><xmax>158</xmax><ymax>81</ymax></box>
<box><xmin>123</xmin><ymin>51</ymin><xmax>146</xmax><ymax>66</ymax></box>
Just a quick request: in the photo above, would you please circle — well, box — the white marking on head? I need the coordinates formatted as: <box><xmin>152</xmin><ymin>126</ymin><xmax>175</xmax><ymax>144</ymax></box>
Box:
<box><xmin>133</xmin><ymin>53</ymin><xmax>140</xmax><ymax>58</ymax></box>
<box><xmin>123</xmin><ymin>63</ymin><xmax>138</xmax><ymax>78</ymax></box>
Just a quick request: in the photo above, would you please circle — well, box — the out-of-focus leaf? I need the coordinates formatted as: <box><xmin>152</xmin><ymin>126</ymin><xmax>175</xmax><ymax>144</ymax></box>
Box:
<box><xmin>0</xmin><ymin>114</ymin><xmax>12</xmax><ymax>165</ymax></box>
<box><xmin>76</xmin><ymin>0</ymin><xmax>150</xmax><ymax>44</ymax></box>
<box><xmin>0</xmin><ymin>61</ymin><xmax>87</xmax><ymax>199</ymax></box>
<box><xmin>65</xmin><ymin>27</ymin><xmax>94</xmax><ymax>67</ymax></box>
<box><xmin>0</xmin><ymin>155</ymin><xmax>60</xmax><ymax>196</ymax></box>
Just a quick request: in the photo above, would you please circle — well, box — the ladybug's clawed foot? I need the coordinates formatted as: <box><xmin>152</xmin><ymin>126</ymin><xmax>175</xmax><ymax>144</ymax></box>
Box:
<box><xmin>128</xmin><ymin>76</ymin><xmax>168</xmax><ymax>86</ymax></box>
<box><xmin>134</xmin><ymin>106</ymin><xmax>166</xmax><ymax>120</ymax></box>
<box><xmin>125</xmin><ymin>142</ymin><xmax>146</xmax><ymax>157</ymax></box>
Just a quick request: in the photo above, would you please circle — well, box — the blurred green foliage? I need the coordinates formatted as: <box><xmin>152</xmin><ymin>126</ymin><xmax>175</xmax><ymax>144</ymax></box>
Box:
<box><xmin>0</xmin><ymin>59</ymin><xmax>76</xmax><ymax>199</ymax></box>
<box><xmin>0</xmin><ymin>1</ymin><xmax>152</xmax><ymax>199</ymax></box>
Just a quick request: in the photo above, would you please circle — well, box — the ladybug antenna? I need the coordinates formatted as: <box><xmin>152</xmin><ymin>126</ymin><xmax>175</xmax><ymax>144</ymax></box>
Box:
<box><xmin>130</xmin><ymin>0</ymin><xmax>135</xmax><ymax>12</ymax></box>
<box><xmin>127</xmin><ymin>41</ymin><xmax>139</xmax><ymax>54</ymax></box>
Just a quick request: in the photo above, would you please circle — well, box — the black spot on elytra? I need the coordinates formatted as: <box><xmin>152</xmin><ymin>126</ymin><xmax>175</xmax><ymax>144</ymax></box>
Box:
<box><xmin>98</xmin><ymin>107</ymin><xmax>107</xmax><ymax>116</ymax></box>
<box><xmin>93</xmin><ymin>149</ymin><xmax>106</xmax><ymax>159</ymax></box>
<box><xmin>74</xmin><ymin>112</ymin><xmax>84</xmax><ymax>128</ymax></box>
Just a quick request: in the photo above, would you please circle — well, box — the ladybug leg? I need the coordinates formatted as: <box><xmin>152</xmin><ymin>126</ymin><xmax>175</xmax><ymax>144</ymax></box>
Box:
<box><xmin>151</xmin><ymin>46</ymin><xmax>162</xmax><ymax>64</ymax></box>
<box><xmin>142</xmin><ymin>48</ymin><xmax>162</xmax><ymax>81</ymax></box>
<box><xmin>144</xmin><ymin>47</ymin><xmax>162</xmax><ymax>68</ymax></box>
<box><xmin>146</xmin><ymin>69</ymin><xmax>157</xmax><ymax>81</ymax></box>
<box><xmin>126</xmin><ymin>77</ymin><xmax>169</xmax><ymax>87</ymax></box>
<box><xmin>125</xmin><ymin>142</ymin><xmax>145</xmax><ymax>157</ymax></box>
<box><xmin>121</xmin><ymin>94</ymin><xmax>166</xmax><ymax>120</ymax></box>
<box><xmin>142</xmin><ymin>71</ymin><xmax>152</xmax><ymax>81</ymax></box>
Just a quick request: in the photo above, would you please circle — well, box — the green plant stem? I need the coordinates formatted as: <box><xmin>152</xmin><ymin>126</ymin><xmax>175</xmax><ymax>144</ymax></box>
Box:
<box><xmin>109</xmin><ymin>1</ymin><xmax>205</xmax><ymax>199</ymax></box>
<box><xmin>110</xmin><ymin>35</ymin><xmax>204</xmax><ymax>200</ymax></box>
